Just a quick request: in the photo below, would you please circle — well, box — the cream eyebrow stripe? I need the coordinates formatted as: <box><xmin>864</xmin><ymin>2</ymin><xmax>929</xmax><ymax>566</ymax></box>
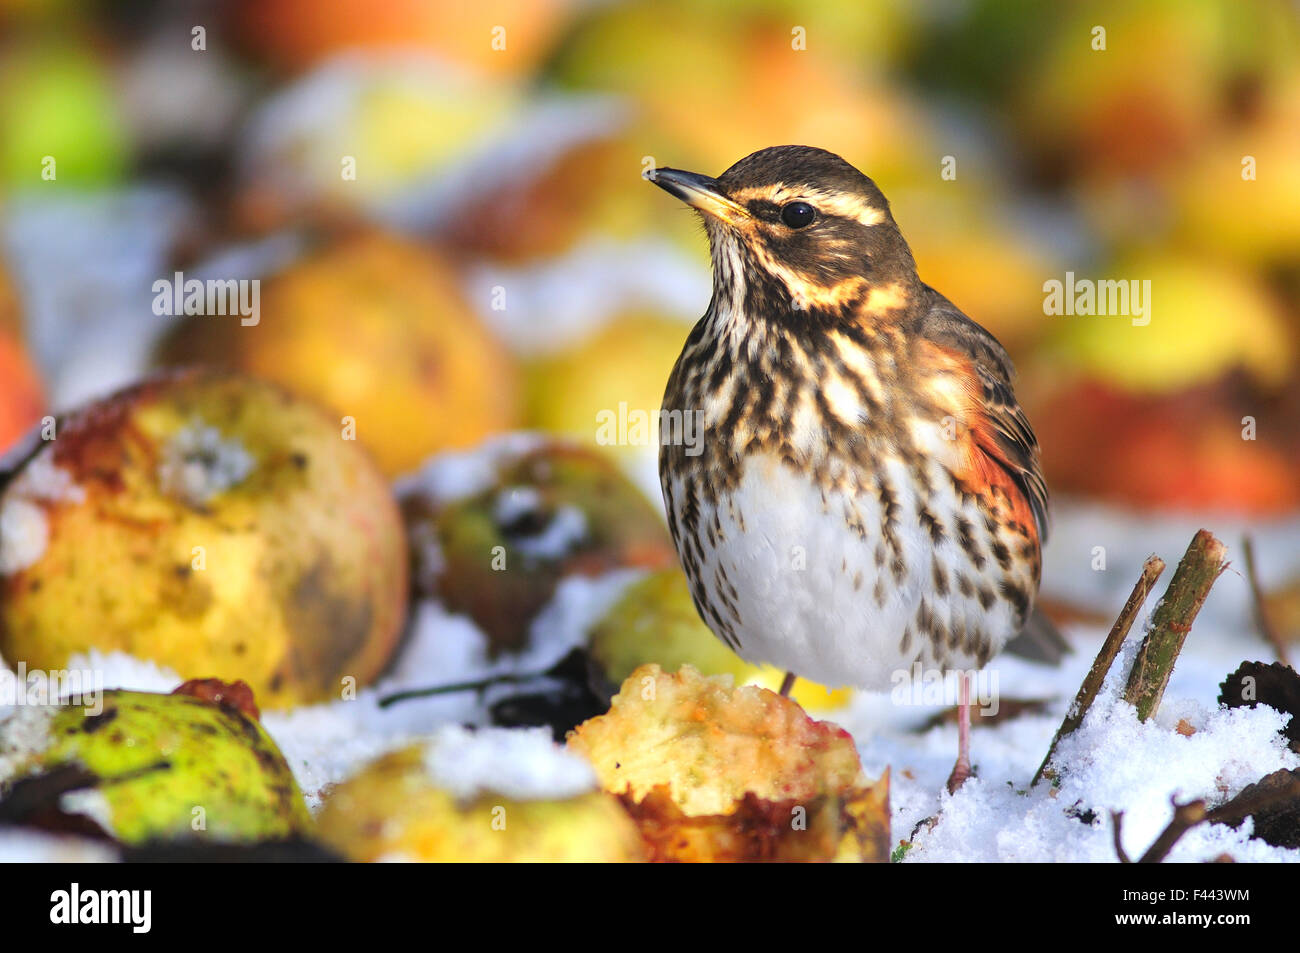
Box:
<box><xmin>728</xmin><ymin>183</ymin><xmax>887</xmax><ymax>226</ymax></box>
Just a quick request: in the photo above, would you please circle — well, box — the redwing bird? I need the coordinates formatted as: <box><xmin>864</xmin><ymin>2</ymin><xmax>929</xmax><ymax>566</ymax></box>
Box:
<box><xmin>649</xmin><ymin>145</ymin><xmax>1053</xmax><ymax>792</ymax></box>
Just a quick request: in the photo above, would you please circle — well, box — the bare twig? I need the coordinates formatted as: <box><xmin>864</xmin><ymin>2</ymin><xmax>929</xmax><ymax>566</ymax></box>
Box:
<box><xmin>1112</xmin><ymin>797</ymin><xmax>1208</xmax><ymax>864</ymax></box>
<box><xmin>1110</xmin><ymin>811</ymin><xmax>1131</xmax><ymax>863</ymax></box>
<box><xmin>1205</xmin><ymin>769</ymin><xmax>1300</xmax><ymax>828</ymax></box>
<box><xmin>1242</xmin><ymin>535</ymin><xmax>1290</xmax><ymax>667</ymax></box>
<box><xmin>1139</xmin><ymin>798</ymin><xmax>1207</xmax><ymax>863</ymax></box>
<box><xmin>377</xmin><ymin>648</ymin><xmax>587</xmax><ymax>708</ymax></box>
<box><xmin>1123</xmin><ymin>530</ymin><xmax>1229</xmax><ymax>722</ymax></box>
<box><xmin>1032</xmin><ymin>556</ymin><xmax>1166</xmax><ymax>787</ymax></box>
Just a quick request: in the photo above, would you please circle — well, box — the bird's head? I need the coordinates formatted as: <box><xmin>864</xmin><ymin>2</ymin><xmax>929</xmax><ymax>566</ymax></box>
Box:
<box><xmin>649</xmin><ymin>145</ymin><xmax>921</xmax><ymax>322</ymax></box>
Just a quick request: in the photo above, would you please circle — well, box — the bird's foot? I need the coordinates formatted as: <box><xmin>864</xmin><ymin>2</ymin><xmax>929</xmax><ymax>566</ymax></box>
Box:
<box><xmin>946</xmin><ymin>672</ymin><xmax>973</xmax><ymax>793</ymax></box>
<box><xmin>945</xmin><ymin>758</ymin><xmax>972</xmax><ymax>795</ymax></box>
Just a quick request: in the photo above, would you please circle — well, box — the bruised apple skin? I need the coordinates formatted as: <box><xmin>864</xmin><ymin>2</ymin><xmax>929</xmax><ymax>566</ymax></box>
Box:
<box><xmin>402</xmin><ymin>440</ymin><xmax>675</xmax><ymax>655</ymax></box>
<box><xmin>0</xmin><ymin>369</ymin><xmax>408</xmax><ymax>708</ymax></box>
<box><xmin>0</xmin><ymin>685</ymin><xmax>310</xmax><ymax>845</ymax></box>
<box><xmin>521</xmin><ymin>314</ymin><xmax>691</xmax><ymax>470</ymax></box>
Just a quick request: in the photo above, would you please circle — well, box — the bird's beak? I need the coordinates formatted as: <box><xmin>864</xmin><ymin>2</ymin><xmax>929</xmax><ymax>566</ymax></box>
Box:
<box><xmin>647</xmin><ymin>167</ymin><xmax>749</xmax><ymax>226</ymax></box>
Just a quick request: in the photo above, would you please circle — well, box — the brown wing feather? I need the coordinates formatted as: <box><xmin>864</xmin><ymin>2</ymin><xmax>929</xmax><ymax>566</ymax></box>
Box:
<box><xmin>913</xmin><ymin>285</ymin><xmax>1050</xmax><ymax>543</ymax></box>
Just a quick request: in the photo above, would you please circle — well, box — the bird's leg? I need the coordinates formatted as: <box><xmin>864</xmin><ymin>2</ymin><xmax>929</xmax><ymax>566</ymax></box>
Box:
<box><xmin>778</xmin><ymin>671</ymin><xmax>798</xmax><ymax>697</ymax></box>
<box><xmin>946</xmin><ymin>672</ymin><xmax>972</xmax><ymax>794</ymax></box>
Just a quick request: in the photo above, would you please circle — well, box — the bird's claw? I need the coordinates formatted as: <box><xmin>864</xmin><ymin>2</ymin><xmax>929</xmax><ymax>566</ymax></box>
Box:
<box><xmin>945</xmin><ymin>760</ymin><xmax>972</xmax><ymax>795</ymax></box>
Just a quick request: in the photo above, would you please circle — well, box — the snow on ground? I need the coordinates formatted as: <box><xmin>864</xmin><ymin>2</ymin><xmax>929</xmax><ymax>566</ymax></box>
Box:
<box><xmin>1041</xmin><ymin>498</ymin><xmax>1300</xmax><ymax>629</ymax></box>
<box><xmin>4</xmin><ymin>541</ymin><xmax>1298</xmax><ymax>861</ymax></box>
<box><xmin>0</xmin><ymin>828</ymin><xmax>119</xmax><ymax>864</ymax></box>
<box><xmin>848</xmin><ymin>624</ymin><xmax>1299</xmax><ymax>862</ymax></box>
<box><xmin>420</xmin><ymin>725</ymin><xmax>597</xmax><ymax>801</ymax></box>
<box><xmin>1</xmin><ymin>188</ymin><xmax>194</xmax><ymax>410</ymax></box>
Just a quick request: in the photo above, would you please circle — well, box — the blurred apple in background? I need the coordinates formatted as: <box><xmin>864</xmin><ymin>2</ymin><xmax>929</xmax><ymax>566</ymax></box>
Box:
<box><xmin>521</xmin><ymin>313</ymin><xmax>688</xmax><ymax>484</ymax></box>
<box><xmin>698</xmin><ymin>0</ymin><xmax>916</xmax><ymax>64</ymax></box>
<box><xmin>1170</xmin><ymin>68</ymin><xmax>1300</xmax><ymax>266</ymax></box>
<box><xmin>230</xmin><ymin>0</ymin><xmax>574</xmax><ymax>79</ymax></box>
<box><xmin>234</xmin><ymin>57</ymin><xmax>522</xmax><ymax>229</ymax></box>
<box><xmin>230</xmin><ymin>53</ymin><xmax>626</xmax><ymax>254</ymax></box>
<box><xmin>155</xmin><ymin>231</ymin><xmax>521</xmax><ymax>477</ymax></box>
<box><xmin>0</xmin><ymin>327</ymin><xmax>44</xmax><ymax>455</ymax></box>
<box><xmin>1034</xmin><ymin>378</ymin><xmax>1299</xmax><ymax>515</ymax></box>
<box><xmin>1032</xmin><ymin>253</ymin><xmax>1299</xmax><ymax>513</ymax></box>
<box><xmin>402</xmin><ymin>440</ymin><xmax>674</xmax><ymax>656</ymax></box>
<box><xmin>0</xmin><ymin>35</ymin><xmax>129</xmax><ymax>191</ymax></box>
<box><xmin>0</xmin><ymin>265</ymin><xmax>44</xmax><ymax>455</ymax></box>
<box><xmin>441</xmin><ymin>136</ymin><xmax>634</xmax><ymax>265</ymax></box>
<box><xmin>1051</xmin><ymin>253</ymin><xmax>1292</xmax><ymax>395</ymax></box>
<box><xmin>1013</xmin><ymin>0</ymin><xmax>1296</xmax><ymax>185</ymax></box>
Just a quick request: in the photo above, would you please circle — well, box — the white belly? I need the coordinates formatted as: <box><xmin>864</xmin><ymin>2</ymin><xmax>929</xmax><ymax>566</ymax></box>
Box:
<box><xmin>668</xmin><ymin>454</ymin><xmax>1021</xmax><ymax>691</ymax></box>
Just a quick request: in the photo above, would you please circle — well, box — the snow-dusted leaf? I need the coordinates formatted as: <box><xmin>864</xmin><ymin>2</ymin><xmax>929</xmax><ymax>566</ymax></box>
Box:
<box><xmin>1219</xmin><ymin>661</ymin><xmax>1300</xmax><ymax>752</ymax></box>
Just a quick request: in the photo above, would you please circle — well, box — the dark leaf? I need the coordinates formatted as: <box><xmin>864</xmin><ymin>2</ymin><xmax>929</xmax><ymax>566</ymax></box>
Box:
<box><xmin>1207</xmin><ymin>769</ymin><xmax>1300</xmax><ymax>849</ymax></box>
<box><xmin>1218</xmin><ymin>661</ymin><xmax>1300</xmax><ymax>752</ymax></box>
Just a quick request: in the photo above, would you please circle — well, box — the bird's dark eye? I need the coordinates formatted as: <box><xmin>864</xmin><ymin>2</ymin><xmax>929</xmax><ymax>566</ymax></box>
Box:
<box><xmin>780</xmin><ymin>202</ymin><xmax>816</xmax><ymax>229</ymax></box>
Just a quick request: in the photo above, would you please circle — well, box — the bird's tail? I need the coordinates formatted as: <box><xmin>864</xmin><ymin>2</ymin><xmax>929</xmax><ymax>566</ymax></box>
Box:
<box><xmin>1003</xmin><ymin>605</ymin><xmax>1071</xmax><ymax>665</ymax></box>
